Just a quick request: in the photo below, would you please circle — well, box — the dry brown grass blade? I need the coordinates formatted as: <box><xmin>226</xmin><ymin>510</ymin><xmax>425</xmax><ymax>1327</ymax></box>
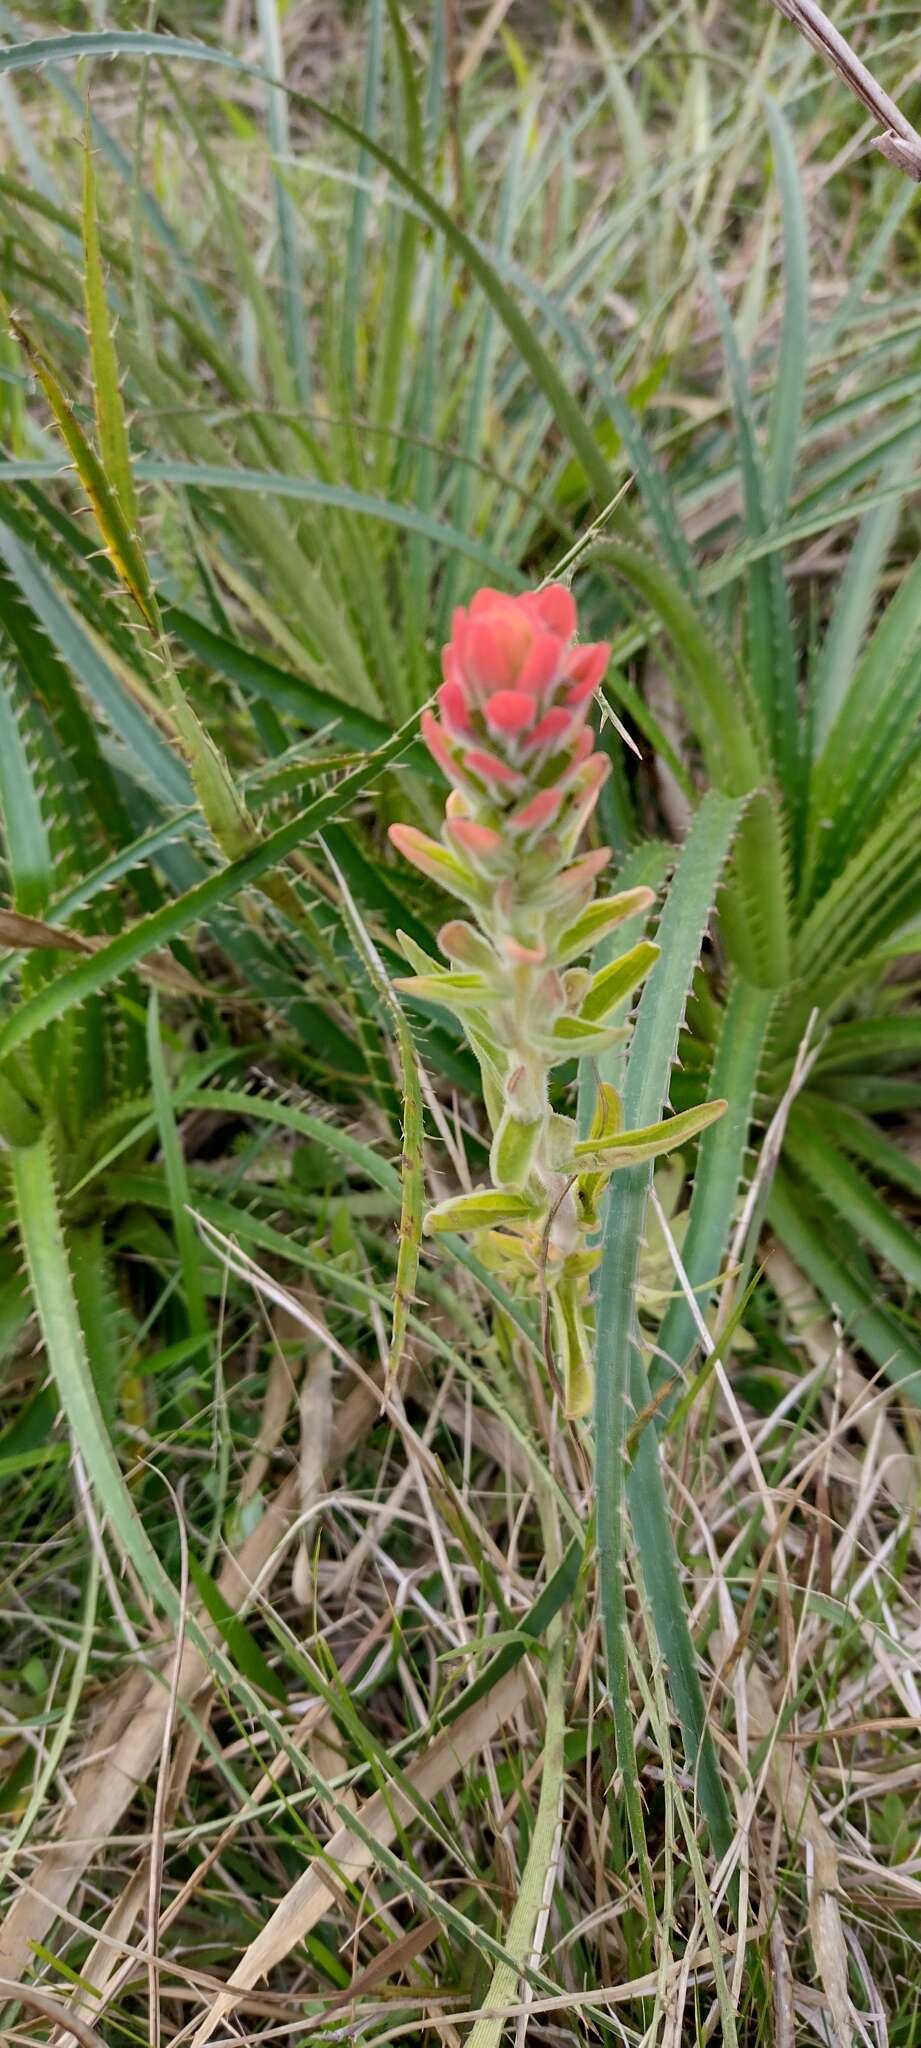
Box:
<box><xmin>770</xmin><ymin>0</ymin><xmax>921</xmax><ymax>176</ymax></box>
<box><xmin>0</xmin><ymin>909</ymin><xmax>209</xmax><ymax>998</ymax></box>
<box><xmin>189</xmin><ymin>1663</ymin><xmax>529</xmax><ymax>2046</ymax></box>
<box><xmin>742</xmin><ymin>1659</ymin><xmax>855</xmax><ymax>2048</ymax></box>
<box><xmin>0</xmin><ymin>1373</ymin><xmax>381</xmax><ymax>1984</ymax></box>
<box><xmin>0</xmin><ymin>1978</ymin><xmax>107</xmax><ymax>2047</ymax></box>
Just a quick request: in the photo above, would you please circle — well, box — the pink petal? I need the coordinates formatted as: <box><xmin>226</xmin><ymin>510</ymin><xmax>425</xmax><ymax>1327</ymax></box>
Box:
<box><xmin>468</xmin><ymin>586</ymin><xmax>513</xmax><ymax>621</ymax></box>
<box><xmin>441</xmin><ymin>643</ymin><xmax>464</xmax><ymax>687</ymax></box>
<box><xmin>445</xmin><ymin>816</ymin><xmax>505</xmax><ymax>860</ymax></box>
<box><xmin>565</xmin><ymin>675</ymin><xmax>602</xmax><ymax>710</ymax></box>
<box><xmin>517</xmin><ymin>632</ymin><xmax>564</xmax><ymax>699</ymax></box>
<box><xmin>557</xmin><ymin>845</ymin><xmax>611</xmax><ymax>891</ymax></box>
<box><xmin>466</xmin><ymin>613</ymin><xmax>534</xmax><ymax>696</ymax></box>
<box><xmin>463</xmin><ymin>746</ymin><xmax>524</xmax><ymax>789</ymax></box>
<box><xmin>438</xmin><ymin>680</ymin><xmax>472</xmax><ymax>737</ymax></box>
<box><xmin>503</xmin><ymin>936</ymin><xmax>547</xmax><ymax>964</ymax></box>
<box><xmin>507</xmin><ymin>786</ymin><xmax>563</xmax><ymax>835</ymax></box>
<box><xmin>534</xmin><ymin>582</ymin><xmax>577</xmax><ymax>639</ymax></box>
<box><xmin>483</xmin><ymin>689</ymin><xmax>536</xmax><ymax>737</ymax></box>
<box><xmin>552</xmin><ymin>727</ymin><xmax>596</xmax><ymax>794</ymax></box>
<box><xmin>567</xmin><ymin>641</ymin><xmax>609</xmax><ymax>692</ymax></box>
<box><xmin>421</xmin><ymin>710</ymin><xmax>465</xmax><ymax>785</ymax></box>
<box><xmin>388</xmin><ymin>823</ymin><xmax>446</xmax><ymax>877</ymax></box>
<box><xmin>568</xmin><ymin>751</ymin><xmax>611</xmax><ymax>828</ymax></box>
<box><xmin>525</xmin><ymin>706</ymin><xmax>572</xmax><ymax>754</ymax></box>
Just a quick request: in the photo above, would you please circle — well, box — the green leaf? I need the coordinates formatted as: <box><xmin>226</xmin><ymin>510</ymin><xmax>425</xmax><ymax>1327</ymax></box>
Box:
<box><xmin>0</xmin><ymin>669</ymin><xmax>52</xmax><ymax>916</ymax></box>
<box><xmin>719</xmin><ymin>788</ymin><xmax>791</xmax><ymax>988</ymax></box>
<box><xmin>321</xmin><ymin>839</ymin><xmax>424</xmax><ymax>1392</ymax></box>
<box><xmin>804</xmin><ymin>553</ymin><xmax>921</xmax><ymax>908</ymax></box>
<box><xmin>694</xmin><ymin>234</ymin><xmax>798</xmax><ymax>788</ymax></box>
<box><xmin>166</xmin><ymin>606</ymin><xmax>398</xmax><ymax>756</ymax></box>
<box><xmin>594</xmin><ymin>792</ymin><xmax>743</xmax><ymax>1877</ymax></box>
<box><xmin>764</xmin><ymin>97</ymin><xmax>808</xmax><ymax>518</ymax></box>
<box><xmin>82</xmin><ymin>105</ymin><xmax>139</xmax><ymax>532</ymax></box>
<box><xmin>784</xmin><ymin>1111</ymin><xmax>921</xmax><ymax>1297</ymax></box>
<box><xmin>580</xmin><ymin>939</ymin><xmax>659</xmax><ymax>1023</ymax></box>
<box><xmin>490</xmin><ymin>1106</ymin><xmax>543</xmax><ymax>1193</ymax></box>
<box><xmin>576</xmin><ymin>1096</ymin><xmax>727</xmax><ymax>1170</ymax></box>
<box><xmin>188</xmin><ymin>1552</ymin><xmax>286</xmax><ymax>1702</ymax></box>
<box><xmin>807</xmin><ymin>434</ymin><xmax>921</xmax><ymax>755</ymax></box>
<box><xmin>0</xmin><ymin>30</ymin><xmax>623</xmax><ymax>511</ymax></box>
<box><xmin>652</xmin><ymin>976</ymin><xmax>776</xmax><ymax>1394</ymax></box>
<box><xmin>147</xmin><ymin>990</ymin><xmax>209</xmax><ymax>1341</ymax></box>
<box><xmin>10</xmin><ymin>1127</ymin><xmax>179</xmax><ymax>1615</ymax></box>
<box><xmin>3</xmin><ymin>305</ymin><xmax>154</xmax><ymax>624</ymax></box>
<box><xmin>425</xmin><ymin>1188</ymin><xmax>538</xmax><ymax>1234</ymax></box>
<box><xmin>767</xmin><ymin>1168</ymin><xmax>921</xmax><ymax>1405</ymax></box>
<box><xmin>256</xmin><ymin>0</ymin><xmax>311</xmax><ymax>405</ymax></box>
<box><xmin>556</xmin><ymin>884</ymin><xmax>656</xmax><ymax>968</ymax></box>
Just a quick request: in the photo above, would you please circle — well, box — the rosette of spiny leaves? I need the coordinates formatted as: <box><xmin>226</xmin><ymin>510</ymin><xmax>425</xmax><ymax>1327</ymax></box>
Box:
<box><xmin>390</xmin><ymin>585</ymin><xmax>725</xmax><ymax>1417</ymax></box>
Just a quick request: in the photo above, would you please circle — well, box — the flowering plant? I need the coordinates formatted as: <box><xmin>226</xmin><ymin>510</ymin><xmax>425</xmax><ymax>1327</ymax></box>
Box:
<box><xmin>390</xmin><ymin>585</ymin><xmax>725</xmax><ymax>1417</ymax></box>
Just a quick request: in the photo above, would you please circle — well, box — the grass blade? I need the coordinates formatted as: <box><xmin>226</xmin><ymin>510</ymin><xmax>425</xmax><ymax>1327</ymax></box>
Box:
<box><xmin>594</xmin><ymin>792</ymin><xmax>743</xmax><ymax>1879</ymax></box>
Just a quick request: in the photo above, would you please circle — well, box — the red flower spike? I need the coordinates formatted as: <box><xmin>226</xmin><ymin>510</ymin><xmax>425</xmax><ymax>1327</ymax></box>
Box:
<box><xmin>386</xmin><ymin>582</ymin><xmax>662</xmax><ymax>1423</ymax></box>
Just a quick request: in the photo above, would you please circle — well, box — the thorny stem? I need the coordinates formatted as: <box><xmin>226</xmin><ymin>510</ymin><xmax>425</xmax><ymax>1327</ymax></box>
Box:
<box><xmin>770</xmin><ymin>0</ymin><xmax>921</xmax><ymax>178</ymax></box>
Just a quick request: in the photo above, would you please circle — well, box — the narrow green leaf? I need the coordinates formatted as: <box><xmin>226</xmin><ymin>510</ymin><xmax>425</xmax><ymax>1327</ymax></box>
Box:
<box><xmin>257</xmin><ymin>0</ymin><xmax>311</xmax><ymax>404</ymax></box>
<box><xmin>575</xmin><ymin>1096</ymin><xmax>727</xmax><ymax>1169</ymax></box>
<box><xmin>764</xmin><ymin>97</ymin><xmax>808</xmax><ymax>518</ymax></box>
<box><xmin>767</xmin><ymin>1169</ymin><xmax>921</xmax><ymax>1405</ymax></box>
<box><xmin>10</xmin><ymin>1128</ymin><xmax>179</xmax><ymax>1615</ymax></box>
<box><xmin>0</xmin><ymin>669</ymin><xmax>52</xmax><ymax>916</ymax></box>
<box><xmin>580</xmin><ymin>939</ymin><xmax>659</xmax><ymax>1023</ymax></box>
<box><xmin>147</xmin><ymin>990</ymin><xmax>208</xmax><ymax>1340</ymax></box>
<box><xmin>82</xmin><ymin>105</ymin><xmax>138</xmax><ymax>531</ymax></box>
<box><xmin>425</xmin><ymin>1188</ymin><xmax>537</xmax><ymax>1233</ymax></box>
<box><xmin>784</xmin><ymin>1112</ymin><xmax>921</xmax><ymax>1296</ymax></box>
<box><xmin>594</xmin><ymin>792</ymin><xmax>743</xmax><ymax>1876</ymax></box>
<box><xmin>652</xmin><ymin>976</ymin><xmax>776</xmax><ymax>1394</ymax></box>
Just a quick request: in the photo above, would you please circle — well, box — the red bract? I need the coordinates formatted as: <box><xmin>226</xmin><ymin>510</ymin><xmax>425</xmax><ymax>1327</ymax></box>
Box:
<box><xmin>422</xmin><ymin>583</ymin><xmax>611</xmax><ymax>844</ymax></box>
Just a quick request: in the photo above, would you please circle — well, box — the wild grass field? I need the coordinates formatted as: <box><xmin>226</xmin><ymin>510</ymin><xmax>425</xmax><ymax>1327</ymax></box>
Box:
<box><xmin>0</xmin><ymin>3</ymin><xmax>919</xmax><ymax>2044</ymax></box>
